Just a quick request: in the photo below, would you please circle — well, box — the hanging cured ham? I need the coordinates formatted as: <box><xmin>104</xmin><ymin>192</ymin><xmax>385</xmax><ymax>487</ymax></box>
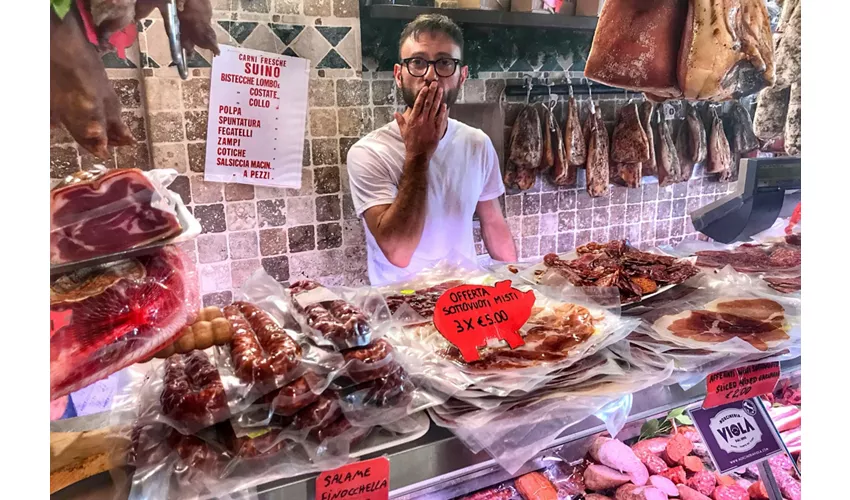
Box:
<box><xmin>654</xmin><ymin>109</ymin><xmax>680</xmax><ymax>187</ymax></box>
<box><xmin>707</xmin><ymin>108</ymin><xmax>733</xmax><ymax>180</ymax></box>
<box><xmin>753</xmin><ymin>86</ymin><xmax>791</xmax><ymax>143</ymax></box>
<box><xmin>565</xmin><ymin>97</ymin><xmax>587</xmax><ymax>167</ymax></box>
<box><xmin>585</xmin><ymin>0</ymin><xmax>687</xmax><ymax>99</ymax></box>
<box><xmin>135</xmin><ymin>0</ymin><xmax>220</xmax><ymax>57</ymax></box>
<box><xmin>785</xmin><ymin>82</ymin><xmax>801</xmax><ymax>156</ymax></box>
<box><xmin>684</xmin><ymin>102</ymin><xmax>707</xmax><ymax>164</ymax></box>
<box><xmin>611</xmin><ymin>103</ymin><xmax>650</xmax><ymax>164</ymax></box>
<box><xmin>586</xmin><ymin>109</ymin><xmax>610</xmax><ymax>197</ymax></box>
<box><xmin>505</xmin><ymin>105</ymin><xmax>542</xmax><ymax>191</ymax></box>
<box><xmin>731</xmin><ymin>102</ymin><xmax>760</xmax><ymax>155</ymax></box>
<box><xmin>773</xmin><ymin>0</ymin><xmax>801</xmax><ymax>90</ymax></box>
<box><xmin>586</xmin><ymin>0</ymin><xmax>775</xmax><ymax>102</ymax></box>
<box><xmin>676</xmin><ymin>121</ymin><xmax>695</xmax><ymax>182</ymax></box>
<box><xmin>538</xmin><ymin>104</ymin><xmax>555</xmax><ymax>172</ymax></box>
<box><xmin>639</xmin><ymin>102</ymin><xmax>657</xmax><ymax>177</ymax></box>
<box><xmin>550</xmin><ymin>119</ymin><xmax>576</xmax><ymax>187</ymax></box>
<box><xmin>678</xmin><ymin>0</ymin><xmax>775</xmax><ymax>101</ymax></box>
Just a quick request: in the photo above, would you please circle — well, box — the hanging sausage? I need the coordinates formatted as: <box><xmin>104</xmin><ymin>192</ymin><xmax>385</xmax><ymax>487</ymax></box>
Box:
<box><xmin>586</xmin><ymin>108</ymin><xmax>610</xmax><ymax>197</ymax></box>
<box><xmin>639</xmin><ymin>101</ymin><xmax>657</xmax><ymax>177</ymax></box>
<box><xmin>655</xmin><ymin>107</ymin><xmax>681</xmax><ymax>187</ymax></box>
<box><xmin>707</xmin><ymin>107</ymin><xmax>733</xmax><ymax>180</ymax></box>
<box><xmin>565</xmin><ymin>96</ymin><xmax>587</xmax><ymax>167</ymax></box>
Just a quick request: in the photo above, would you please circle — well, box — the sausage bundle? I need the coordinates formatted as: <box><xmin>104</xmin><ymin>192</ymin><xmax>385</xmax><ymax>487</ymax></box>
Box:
<box><xmin>224</xmin><ymin>301</ymin><xmax>302</xmax><ymax>384</ymax></box>
<box><xmin>160</xmin><ymin>351</ymin><xmax>229</xmax><ymax>433</ymax></box>
<box><xmin>288</xmin><ymin>280</ymin><xmax>375</xmax><ymax>349</ymax></box>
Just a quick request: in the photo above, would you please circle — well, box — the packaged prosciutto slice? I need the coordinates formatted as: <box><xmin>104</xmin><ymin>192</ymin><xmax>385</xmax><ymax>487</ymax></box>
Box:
<box><xmin>50</xmin><ymin>167</ymin><xmax>198</xmax><ymax>267</ymax></box>
<box><xmin>636</xmin><ymin>273</ymin><xmax>800</xmax><ymax>356</ymax></box>
<box><xmin>50</xmin><ymin>245</ymin><xmax>199</xmax><ymax>399</ymax></box>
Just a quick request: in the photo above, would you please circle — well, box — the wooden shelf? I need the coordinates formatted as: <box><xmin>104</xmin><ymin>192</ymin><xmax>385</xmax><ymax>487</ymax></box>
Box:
<box><xmin>366</xmin><ymin>4</ymin><xmax>599</xmax><ymax>31</ymax></box>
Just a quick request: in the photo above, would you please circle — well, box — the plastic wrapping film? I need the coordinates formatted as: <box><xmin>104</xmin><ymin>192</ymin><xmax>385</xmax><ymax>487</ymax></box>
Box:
<box><xmin>430</xmin><ymin>359</ymin><xmax>674</xmax><ymax>474</ymax></box>
<box><xmin>50</xmin><ymin>167</ymin><xmax>199</xmax><ymax>266</ymax></box>
<box><xmin>127</xmin><ymin>413</ymin><xmax>429</xmax><ymax>500</ymax></box>
<box><xmin>641</xmin><ymin>273</ymin><xmax>801</xmax><ymax>355</ymax></box>
<box><xmin>664</xmin><ymin>236</ymin><xmax>801</xmax><ymax>280</ymax></box>
<box><xmin>50</xmin><ymin>244</ymin><xmax>200</xmax><ymax>400</ymax></box>
<box><xmin>613</xmin><ymin>271</ymin><xmax>801</xmax><ymax>390</ymax></box>
<box><xmin>514</xmin><ymin>242</ymin><xmax>702</xmax><ymax>307</ymax></box>
<box><xmin>381</xmin><ymin>262</ymin><xmax>639</xmax><ymax>399</ymax></box>
<box><xmin>285</xmin><ymin>279</ymin><xmax>393</xmax><ymax>350</ymax></box>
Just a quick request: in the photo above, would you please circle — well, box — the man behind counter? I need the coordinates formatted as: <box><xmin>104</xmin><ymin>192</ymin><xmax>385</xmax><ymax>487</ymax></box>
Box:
<box><xmin>347</xmin><ymin>14</ymin><xmax>517</xmax><ymax>285</ymax></box>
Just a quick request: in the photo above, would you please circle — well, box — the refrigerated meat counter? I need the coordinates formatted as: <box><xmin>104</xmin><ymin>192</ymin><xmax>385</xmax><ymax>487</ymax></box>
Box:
<box><xmin>50</xmin><ymin>356</ymin><xmax>800</xmax><ymax>500</ymax></box>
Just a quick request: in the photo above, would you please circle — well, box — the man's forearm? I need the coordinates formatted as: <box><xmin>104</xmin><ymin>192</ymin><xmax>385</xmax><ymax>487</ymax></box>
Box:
<box><xmin>481</xmin><ymin>218</ymin><xmax>518</xmax><ymax>262</ymax></box>
<box><xmin>372</xmin><ymin>154</ymin><xmax>430</xmax><ymax>266</ymax></box>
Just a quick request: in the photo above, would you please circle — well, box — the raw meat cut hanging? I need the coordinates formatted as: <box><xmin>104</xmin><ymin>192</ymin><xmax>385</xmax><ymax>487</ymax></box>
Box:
<box><xmin>50</xmin><ymin>246</ymin><xmax>198</xmax><ymax>399</ymax></box>
<box><xmin>678</xmin><ymin>0</ymin><xmax>775</xmax><ymax>101</ymax></box>
<box><xmin>51</xmin><ymin>168</ymin><xmax>183</xmax><ymax>265</ymax></box>
<box><xmin>584</xmin><ymin>0</ymin><xmax>688</xmax><ymax>99</ymax></box>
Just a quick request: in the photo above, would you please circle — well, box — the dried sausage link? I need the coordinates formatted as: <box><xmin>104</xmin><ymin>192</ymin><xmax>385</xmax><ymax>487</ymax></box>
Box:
<box><xmin>290</xmin><ymin>280</ymin><xmax>372</xmax><ymax>348</ymax></box>
<box><xmin>224</xmin><ymin>303</ymin><xmax>301</xmax><ymax>384</ymax></box>
<box><xmin>160</xmin><ymin>351</ymin><xmax>227</xmax><ymax>425</ymax></box>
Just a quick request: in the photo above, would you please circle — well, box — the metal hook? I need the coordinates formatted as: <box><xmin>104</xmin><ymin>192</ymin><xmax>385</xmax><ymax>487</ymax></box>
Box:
<box><xmin>163</xmin><ymin>0</ymin><xmax>189</xmax><ymax>80</ymax></box>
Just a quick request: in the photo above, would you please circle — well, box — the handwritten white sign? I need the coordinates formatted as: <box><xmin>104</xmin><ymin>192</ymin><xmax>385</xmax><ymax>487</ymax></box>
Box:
<box><xmin>204</xmin><ymin>45</ymin><xmax>309</xmax><ymax>188</ymax></box>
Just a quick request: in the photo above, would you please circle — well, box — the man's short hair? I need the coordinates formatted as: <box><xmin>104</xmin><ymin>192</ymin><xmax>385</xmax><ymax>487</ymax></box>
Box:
<box><xmin>398</xmin><ymin>14</ymin><xmax>464</xmax><ymax>60</ymax></box>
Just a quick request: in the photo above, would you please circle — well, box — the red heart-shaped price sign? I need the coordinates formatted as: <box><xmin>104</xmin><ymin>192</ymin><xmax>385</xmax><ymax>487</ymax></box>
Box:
<box><xmin>433</xmin><ymin>280</ymin><xmax>535</xmax><ymax>363</ymax></box>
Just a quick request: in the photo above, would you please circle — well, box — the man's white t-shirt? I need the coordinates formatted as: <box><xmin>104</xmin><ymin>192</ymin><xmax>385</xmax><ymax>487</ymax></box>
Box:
<box><xmin>347</xmin><ymin>118</ymin><xmax>505</xmax><ymax>285</ymax></box>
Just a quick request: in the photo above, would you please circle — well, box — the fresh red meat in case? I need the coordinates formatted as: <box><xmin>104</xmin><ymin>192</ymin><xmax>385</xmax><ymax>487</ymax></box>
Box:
<box><xmin>50</xmin><ymin>246</ymin><xmax>197</xmax><ymax>399</ymax></box>
<box><xmin>50</xmin><ymin>168</ymin><xmax>182</xmax><ymax>265</ymax></box>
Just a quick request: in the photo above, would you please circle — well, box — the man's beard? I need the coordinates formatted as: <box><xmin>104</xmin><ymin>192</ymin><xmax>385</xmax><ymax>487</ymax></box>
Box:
<box><xmin>400</xmin><ymin>76</ymin><xmax>461</xmax><ymax>109</ymax></box>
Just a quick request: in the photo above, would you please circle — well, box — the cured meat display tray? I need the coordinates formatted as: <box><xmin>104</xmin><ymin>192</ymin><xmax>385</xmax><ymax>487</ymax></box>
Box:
<box><xmin>49</xmin><ymin>189</ymin><xmax>201</xmax><ymax>277</ymax></box>
<box><xmin>515</xmin><ymin>249</ymin><xmax>696</xmax><ymax>306</ymax></box>
<box><xmin>50</xmin><ymin>357</ymin><xmax>800</xmax><ymax>500</ymax></box>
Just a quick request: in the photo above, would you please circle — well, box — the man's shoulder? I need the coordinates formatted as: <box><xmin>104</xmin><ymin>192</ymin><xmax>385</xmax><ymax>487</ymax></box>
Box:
<box><xmin>350</xmin><ymin>121</ymin><xmax>402</xmax><ymax>155</ymax></box>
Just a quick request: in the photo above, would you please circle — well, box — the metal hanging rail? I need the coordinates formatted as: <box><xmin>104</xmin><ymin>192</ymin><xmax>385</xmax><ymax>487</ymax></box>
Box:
<box><xmin>504</xmin><ymin>80</ymin><xmax>629</xmax><ymax>97</ymax></box>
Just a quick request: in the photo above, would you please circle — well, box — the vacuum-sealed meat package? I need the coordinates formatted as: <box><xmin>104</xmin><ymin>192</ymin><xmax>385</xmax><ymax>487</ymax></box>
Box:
<box><xmin>50</xmin><ymin>167</ymin><xmax>196</xmax><ymax>266</ymax></box>
<box><xmin>50</xmin><ymin>245</ymin><xmax>199</xmax><ymax>399</ymax></box>
<box><xmin>636</xmin><ymin>273</ymin><xmax>800</xmax><ymax>356</ymax></box>
<box><xmin>383</xmin><ymin>265</ymin><xmax>638</xmax><ymax>399</ymax></box>
<box><xmin>131</xmin><ymin>349</ymin><xmax>231</xmax><ymax>435</ymax></box>
<box><xmin>286</xmin><ymin>280</ymin><xmax>391</xmax><ymax>350</ymax></box>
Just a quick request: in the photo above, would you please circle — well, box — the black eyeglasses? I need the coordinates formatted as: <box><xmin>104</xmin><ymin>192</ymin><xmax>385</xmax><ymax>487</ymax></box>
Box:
<box><xmin>402</xmin><ymin>57</ymin><xmax>461</xmax><ymax>78</ymax></box>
